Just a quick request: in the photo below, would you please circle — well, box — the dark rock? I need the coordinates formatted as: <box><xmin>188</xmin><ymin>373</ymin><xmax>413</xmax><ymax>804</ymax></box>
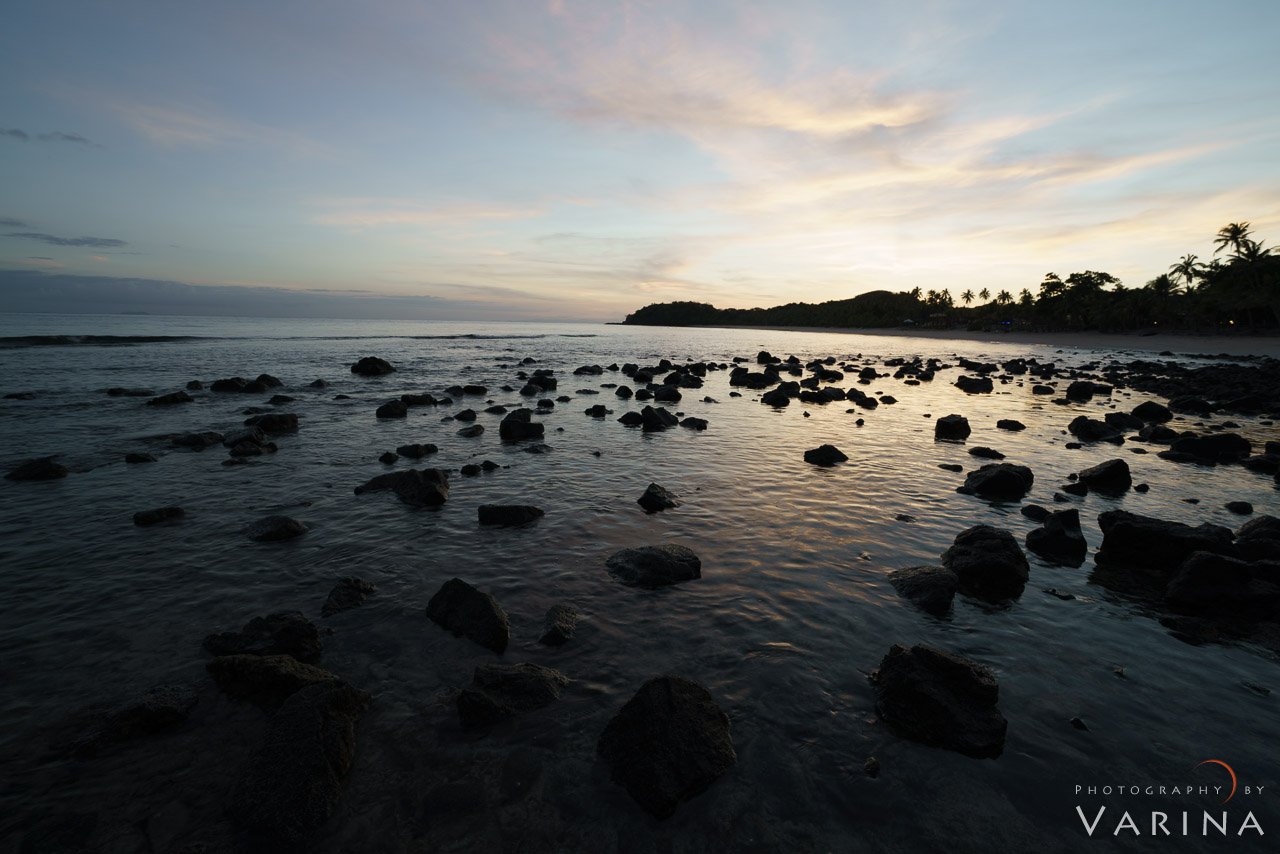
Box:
<box><xmin>172</xmin><ymin>430</ymin><xmax>224</xmax><ymax>450</ymax></box>
<box><xmin>354</xmin><ymin>468</ymin><xmax>449</xmax><ymax>506</ymax></box>
<box><xmin>597</xmin><ymin>676</ymin><xmax>736</xmax><ymax>819</ymax></box>
<box><xmin>888</xmin><ymin>565</ymin><xmax>958</xmax><ymax>616</ymax></box>
<box><xmin>376</xmin><ymin>400</ymin><xmax>408</xmax><ymax>419</ymax></box>
<box><xmin>426</xmin><ymin>578</ymin><xmax>509</xmax><ymax>653</ymax></box>
<box><xmin>1168</xmin><ymin>433</ymin><xmax>1251</xmax><ymax>464</ymax></box>
<box><xmin>680</xmin><ymin>416</ymin><xmax>708</xmax><ymax>431</ymax></box>
<box><xmin>1025</xmin><ymin>509</ymin><xmax>1087</xmax><ymax>567</ymax></box>
<box><xmin>351</xmin><ymin>356</ymin><xmax>395</xmax><ymax>376</ymax></box>
<box><xmin>539</xmin><ymin>604</ymin><xmax>578</xmax><ymax>646</ymax></box>
<box><xmin>457</xmin><ymin>424</ymin><xmax>484</xmax><ymax>438</ymax></box>
<box><xmin>246</xmin><ymin>515</ymin><xmax>308</xmax><ymax>542</ymax></box>
<box><xmin>955</xmin><ymin>376</ymin><xmax>993</xmax><ymax>394</ymax></box>
<box><xmin>147</xmin><ymin>390</ymin><xmax>193</xmax><ymax>406</ymax></box>
<box><xmin>1062</xmin><ymin>481</ymin><xmax>1089</xmax><ymax>496</ymax></box>
<box><xmin>230</xmin><ymin>681</ymin><xmax>369</xmax><ymax>850</ymax></box>
<box><xmin>618</xmin><ymin>411</ymin><xmax>644</xmax><ymax>427</ymax></box>
<box><xmin>956</xmin><ymin>463</ymin><xmax>1033</xmax><ymax>501</ymax></box>
<box><xmin>1132</xmin><ymin>401</ymin><xmax>1172</xmax><ymax>423</ymax></box>
<box><xmin>871</xmin><ymin>644</ymin><xmax>1007</xmax><ymax>758</ymax></box>
<box><xmin>456</xmin><ymin>663</ymin><xmax>569</xmax><ymax>728</ymax></box>
<box><xmin>133</xmin><ymin>505</ymin><xmax>184</xmax><ymax>527</ymax></box>
<box><xmin>1168</xmin><ymin>395</ymin><xmax>1212</xmax><ymax>415</ymax></box>
<box><xmin>585</xmin><ymin>404</ymin><xmax>611</xmax><ymax>417</ymax></box>
<box><xmin>1078</xmin><ymin>458</ymin><xmax>1132</xmax><ymax>494</ymax></box>
<box><xmin>935</xmin><ymin>414</ymin><xmax>971</xmax><ymax>441</ymax></box>
<box><xmin>6</xmin><ymin>457</ymin><xmax>69</xmax><ymax>481</ymax></box>
<box><xmin>1104</xmin><ymin>411</ymin><xmax>1145</xmax><ymax>432</ymax></box>
<box><xmin>804</xmin><ymin>444</ymin><xmax>848</xmax><ymax>467</ymax></box>
<box><xmin>459</xmin><ymin>464</ymin><xmax>481</xmax><ymax>477</ymax></box>
<box><xmin>941</xmin><ymin>525</ymin><xmax>1029</xmax><ymax>599</ymax></box>
<box><xmin>124</xmin><ymin>452</ymin><xmax>156</xmax><ymax>464</ymax></box>
<box><xmin>606</xmin><ymin>544</ymin><xmax>701</xmax><ymax>588</ymax></box>
<box><xmin>1068</xmin><ymin>416</ymin><xmax>1122</xmax><ymax>443</ymax></box>
<box><xmin>321</xmin><ymin>577</ymin><xmax>376</xmax><ymax>617</ymax></box>
<box><xmin>244</xmin><ymin>412</ymin><xmax>299</xmax><ymax>434</ymax></box>
<box><xmin>996</xmin><ymin>419</ymin><xmax>1025</xmax><ymax>431</ymax></box>
<box><xmin>379</xmin><ymin>451</ymin><xmax>398</xmax><ymax>464</ymax></box>
<box><xmin>204</xmin><ymin>611</ymin><xmax>323</xmax><ymax>663</ymax></box>
<box><xmin>1138</xmin><ymin>423</ymin><xmax>1178</xmax><ymax>444</ymax></box>
<box><xmin>761</xmin><ymin>388</ymin><xmax>790</xmax><ymax>407</ymax></box>
<box><xmin>1236</xmin><ymin>515</ymin><xmax>1280</xmax><ymax>561</ymax></box>
<box><xmin>1165</xmin><ymin>551</ymin><xmax>1280</xmax><ymax>617</ymax></box>
<box><xmin>638</xmin><ymin>482</ymin><xmax>680</xmax><ymax>512</ymax></box>
<box><xmin>640</xmin><ymin>405</ymin><xmax>679</xmax><ymax>432</ymax></box>
<box><xmin>208</xmin><ymin>654</ymin><xmax>337</xmax><ymax>705</ymax></box>
<box><xmin>968</xmin><ymin>446</ymin><xmax>1005</xmax><ymax>460</ymax></box>
<box><xmin>65</xmin><ymin>684</ymin><xmax>198</xmax><ymax>758</ymax></box>
<box><xmin>395</xmin><ymin>443</ymin><xmax>437</xmax><ymax>459</ymax></box>
<box><xmin>938</xmin><ymin>463</ymin><xmax>964</xmax><ymax>472</ymax></box>
<box><xmin>477</xmin><ymin>505</ymin><xmax>544</xmax><ymax>526</ymax></box>
<box><xmin>454</xmin><ymin>408</ymin><xmax>477</xmax><ymax>422</ymax></box>
<box><xmin>1032</xmin><ymin>384</ymin><xmax>1055</xmax><ymax>394</ymax></box>
<box><xmin>1021</xmin><ymin>504</ymin><xmax>1051</xmax><ymax>522</ymax></box>
<box><xmin>1096</xmin><ymin>511</ymin><xmax>1235</xmax><ymax>572</ymax></box>
<box><xmin>1066</xmin><ymin>380</ymin><xmax>1109</xmax><ymax>401</ymax></box>
<box><xmin>499</xmin><ymin>408</ymin><xmax>544</xmax><ymax>442</ymax></box>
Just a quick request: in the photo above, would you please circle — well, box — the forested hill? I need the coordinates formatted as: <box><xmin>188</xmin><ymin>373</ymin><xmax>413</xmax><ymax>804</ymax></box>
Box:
<box><xmin>622</xmin><ymin>291</ymin><xmax>921</xmax><ymax>328</ymax></box>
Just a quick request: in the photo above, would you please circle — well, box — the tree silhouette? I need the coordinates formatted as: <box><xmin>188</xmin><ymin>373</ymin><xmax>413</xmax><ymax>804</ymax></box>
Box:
<box><xmin>978</xmin><ymin>287</ymin><xmax>990</xmax><ymax>302</ymax></box>
<box><xmin>1169</xmin><ymin>254</ymin><xmax>1203</xmax><ymax>290</ymax></box>
<box><xmin>1214</xmin><ymin>222</ymin><xmax>1253</xmax><ymax>257</ymax></box>
<box><xmin>960</xmin><ymin>289</ymin><xmax>974</xmax><ymax>306</ymax></box>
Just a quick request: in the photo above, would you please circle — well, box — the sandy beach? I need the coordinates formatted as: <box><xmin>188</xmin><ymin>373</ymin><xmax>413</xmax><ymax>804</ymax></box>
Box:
<box><xmin>733</xmin><ymin>326</ymin><xmax>1280</xmax><ymax>359</ymax></box>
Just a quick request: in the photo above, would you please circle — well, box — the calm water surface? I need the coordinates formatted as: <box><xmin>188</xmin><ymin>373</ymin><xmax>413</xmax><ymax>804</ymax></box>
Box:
<box><xmin>0</xmin><ymin>314</ymin><xmax>1276</xmax><ymax>852</ymax></box>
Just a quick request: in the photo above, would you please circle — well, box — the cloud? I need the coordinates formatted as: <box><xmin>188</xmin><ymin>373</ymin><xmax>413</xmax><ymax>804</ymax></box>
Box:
<box><xmin>5</xmin><ymin>232</ymin><xmax>128</xmax><ymax>248</ymax></box>
<box><xmin>0</xmin><ymin>217</ymin><xmax>28</xmax><ymax>228</ymax></box>
<box><xmin>1</xmin><ymin>127</ymin><xmax>98</xmax><ymax>146</ymax></box>
<box><xmin>100</xmin><ymin>99</ymin><xmax>327</xmax><ymax>156</ymax></box>
<box><xmin>312</xmin><ymin>198</ymin><xmax>543</xmax><ymax>228</ymax></box>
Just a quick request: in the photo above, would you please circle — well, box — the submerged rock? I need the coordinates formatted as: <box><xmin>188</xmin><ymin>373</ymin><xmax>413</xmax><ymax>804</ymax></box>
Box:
<box><xmin>1096</xmin><ymin>511</ymin><xmax>1235</xmax><ymax>572</ymax></box>
<box><xmin>6</xmin><ymin>456</ymin><xmax>69</xmax><ymax>481</ymax></box>
<box><xmin>888</xmin><ymin>565</ymin><xmax>958</xmax><ymax>616</ymax></box>
<box><xmin>147</xmin><ymin>390</ymin><xmax>193</xmax><ymax>406</ymax></box>
<box><xmin>204</xmin><ymin>611</ymin><xmax>323</xmax><ymax>663</ymax></box>
<box><xmin>1025</xmin><ymin>509</ymin><xmax>1087</xmax><ymax>567</ymax></box>
<box><xmin>597</xmin><ymin>676</ymin><xmax>736</xmax><ymax>819</ymax></box>
<box><xmin>395</xmin><ymin>443</ymin><xmax>438</xmax><ymax>459</ymax></box>
<box><xmin>804</xmin><ymin>444</ymin><xmax>848</xmax><ymax>467</ymax></box>
<box><xmin>64</xmin><ymin>684</ymin><xmax>198</xmax><ymax>758</ymax></box>
<box><xmin>246</xmin><ymin>514</ymin><xmax>309</xmax><ymax>542</ymax></box>
<box><xmin>230</xmin><ymin>680</ymin><xmax>370</xmax><ymax>851</ymax></box>
<box><xmin>354</xmin><ymin>468</ymin><xmax>449</xmax><ymax>506</ymax></box>
<box><xmin>941</xmin><ymin>525</ymin><xmax>1029</xmax><ymax>600</ymax></box>
<box><xmin>208</xmin><ymin>654</ymin><xmax>338</xmax><ymax>705</ymax></box>
<box><xmin>456</xmin><ymin>662</ymin><xmax>570</xmax><ymax>728</ymax></box>
<box><xmin>606</xmin><ymin>544</ymin><xmax>702</xmax><ymax>588</ymax></box>
<box><xmin>539</xmin><ymin>603</ymin><xmax>579</xmax><ymax>646</ymax></box>
<box><xmin>638</xmin><ymin>482</ymin><xmax>680</xmax><ymax>512</ymax></box>
<box><xmin>871</xmin><ymin>643</ymin><xmax>1007</xmax><ymax>758</ymax></box>
<box><xmin>321</xmin><ymin>577</ymin><xmax>376</xmax><ymax>617</ymax></box>
<box><xmin>426</xmin><ymin>578</ymin><xmax>509</xmax><ymax>653</ymax></box>
<box><xmin>133</xmin><ymin>505</ymin><xmax>185</xmax><ymax>527</ymax></box>
<box><xmin>351</xmin><ymin>356</ymin><xmax>395</xmax><ymax>376</ymax></box>
<box><xmin>376</xmin><ymin>400</ymin><xmax>408</xmax><ymax>419</ymax></box>
<box><xmin>477</xmin><ymin>505</ymin><xmax>544</xmax><ymax>526</ymax></box>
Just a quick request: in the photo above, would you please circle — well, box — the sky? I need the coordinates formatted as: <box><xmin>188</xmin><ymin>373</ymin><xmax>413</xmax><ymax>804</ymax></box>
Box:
<box><xmin>2</xmin><ymin>0</ymin><xmax>1279</xmax><ymax>321</ymax></box>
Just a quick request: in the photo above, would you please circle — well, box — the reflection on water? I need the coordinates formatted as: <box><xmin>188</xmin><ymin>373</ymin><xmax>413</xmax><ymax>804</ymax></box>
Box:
<box><xmin>0</xmin><ymin>315</ymin><xmax>1276</xmax><ymax>852</ymax></box>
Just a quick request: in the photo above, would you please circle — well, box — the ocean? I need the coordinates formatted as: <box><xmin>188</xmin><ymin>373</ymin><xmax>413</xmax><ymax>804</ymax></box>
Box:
<box><xmin>0</xmin><ymin>312</ymin><xmax>1276</xmax><ymax>852</ymax></box>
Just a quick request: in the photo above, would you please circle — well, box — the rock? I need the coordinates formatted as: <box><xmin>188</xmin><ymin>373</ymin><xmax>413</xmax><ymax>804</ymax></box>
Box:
<box><xmin>1025</xmin><ymin>509</ymin><xmax>1087</xmax><ymax>567</ymax></box>
<box><xmin>585</xmin><ymin>404</ymin><xmax>611</xmax><ymax>417</ymax></box>
<box><xmin>1168</xmin><ymin>395</ymin><xmax>1212</xmax><ymax>415</ymax></box>
<box><xmin>65</xmin><ymin>684</ymin><xmax>198</xmax><ymax>758</ymax></box>
<box><xmin>606</xmin><ymin>544</ymin><xmax>702</xmax><ymax>588</ymax></box>
<box><xmin>1077</xmin><ymin>458</ymin><xmax>1132</xmax><ymax>494</ymax></box>
<box><xmin>354</xmin><ymin>468</ymin><xmax>449</xmax><ymax>506</ymax></box>
<box><xmin>1021</xmin><ymin>504</ymin><xmax>1051</xmax><ymax>522</ymax></box>
<box><xmin>934</xmin><ymin>414</ymin><xmax>971</xmax><ymax>441</ymax></box>
<box><xmin>208</xmin><ymin>654</ymin><xmax>338</xmax><ymax>705</ymax></box>
<box><xmin>1104</xmin><ymin>411</ymin><xmax>1145</xmax><ymax>432</ymax></box>
<box><xmin>941</xmin><ymin>525</ymin><xmax>1029</xmax><ymax>599</ymax></box>
<box><xmin>888</xmin><ymin>565</ymin><xmax>958</xmax><ymax>616</ymax></box>
<box><xmin>230</xmin><ymin>681</ymin><xmax>369</xmax><ymax>850</ymax></box>
<box><xmin>351</xmin><ymin>356</ymin><xmax>395</xmax><ymax>376</ymax></box>
<box><xmin>6</xmin><ymin>456</ymin><xmax>69</xmax><ymax>481</ymax></box>
<box><xmin>378</xmin><ymin>451</ymin><xmax>398</xmax><ymax>464</ymax></box>
<box><xmin>956</xmin><ymin>463</ymin><xmax>1034</xmax><ymax>501</ymax></box>
<box><xmin>1062</xmin><ymin>481</ymin><xmax>1089</xmax><ymax>496</ymax></box>
<box><xmin>938</xmin><ymin>463</ymin><xmax>963</xmax><ymax>472</ymax></box>
<box><xmin>640</xmin><ymin>405</ymin><xmax>679</xmax><ymax>432</ymax></box>
<box><xmin>539</xmin><ymin>604</ymin><xmax>578</xmax><ymax>646</ymax></box>
<box><xmin>680</xmin><ymin>416</ymin><xmax>708</xmax><ymax>431</ymax></box>
<box><xmin>996</xmin><ymin>419</ymin><xmax>1026</xmax><ymax>431</ymax></box>
<box><xmin>147</xmin><ymin>390</ymin><xmax>193</xmax><ymax>406</ymax></box>
<box><xmin>499</xmin><ymin>408</ymin><xmax>544</xmax><ymax>441</ymax></box>
<box><xmin>321</xmin><ymin>577</ymin><xmax>376</xmax><ymax>617</ymax></box>
<box><xmin>1138</xmin><ymin>423</ymin><xmax>1178</xmax><ymax>444</ymax></box>
<box><xmin>618</xmin><ymin>411</ymin><xmax>644</xmax><ymax>427</ymax></box>
<box><xmin>459</xmin><ymin>464</ymin><xmax>481</xmax><ymax>477</ymax></box>
<box><xmin>1096</xmin><ymin>511</ymin><xmax>1235</xmax><ymax>572</ymax></box>
<box><xmin>244</xmin><ymin>412</ymin><xmax>299</xmax><ymax>434</ymax></box>
<box><xmin>376</xmin><ymin>400</ymin><xmax>408</xmax><ymax>419</ymax></box>
<box><xmin>426</xmin><ymin>578</ymin><xmax>509</xmax><ymax>653</ymax></box>
<box><xmin>124</xmin><ymin>452</ymin><xmax>156</xmax><ymax>464</ymax></box>
<box><xmin>1132</xmin><ymin>401</ymin><xmax>1172</xmax><ymax>423</ymax></box>
<box><xmin>871</xmin><ymin>644</ymin><xmax>1007</xmax><ymax>758</ymax></box>
<box><xmin>454</xmin><ymin>408</ymin><xmax>477</xmax><ymax>422</ymax></box>
<box><xmin>456</xmin><ymin>663</ymin><xmax>570</xmax><ymax>728</ymax></box>
<box><xmin>133</xmin><ymin>506</ymin><xmax>184</xmax><ymax>527</ymax></box>
<box><xmin>457</xmin><ymin>424</ymin><xmax>484</xmax><ymax>438</ymax></box>
<box><xmin>204</xmin><ymin>612</ymin><xmax>323</xmax><ymax>663</ymax></box>
<box><xmin>968</xmin><ymin>446</ymin><xmax>1005</xmax><ymax>460</ymax></box>
<box><xmin>1032</xmin><ymin>384</ymin><xmax>1055</xmax><ymax>394</ymax></box>
<box><xmin>477</xmin><ymin>505</ymin><xmax>544</xmax><ymax>526</ymax></box>
<box><xmin>1165</xmin><ymin>551</ymin><xmax>1280</xmax><ymax>617</ymax></box>
<box><xmin>1168</xmin><ymin>433</ymin><xmax>1251</xmax><ymax>464</ymax></box>
<box><xmin>1236</xmin><ymin>515</ymin><xmax>1280</xmax><ymax>562</ymax></box>
<box><xmin>804</xmin><ymin>444</ymin><xmax>848</xmax><ymax>467</ymax></box>
<box><xmin>597</xmin><ymin>676</ymin><xmax>736</xmax><ymax>819</ymax></box>
<box><xmin>395</xmin><ymin>443</ymin><xmax>437</xmax><ymax>459</ymax></box>
<box><xmin>246</xmin><ymin>515</ymin><xmax>308</xmax><ymax>542</ymax></box>
<box><xmin>1066</xmin><ymin>380</ymin><xmax>1109</xmax><ymax>401</ymax></box>
<box><xmin>761</xmin><ymin>388</ymin><xmax>790</xmax><ymax>407</ymax></box>
<box><xmin>638</xmin><ymin>482</ymin><xmax>680</xmax><ymax>512</ymax></box>
<box><xmin>955</xmin><ymin>375</ymin><xmax>993</xmax><ymax>394</ymax></box>
<box><xmin>1067</xmin><ymin>416</ymin><xmax>1122</xmax><ymax>443</ymax></box>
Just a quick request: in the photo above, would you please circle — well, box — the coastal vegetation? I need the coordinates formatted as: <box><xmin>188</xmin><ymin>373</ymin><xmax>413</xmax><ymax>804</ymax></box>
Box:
<box><xmin>624</xmin><ymin>223</ymin><xmax>1280</xmax><ymax>333</ymax></box>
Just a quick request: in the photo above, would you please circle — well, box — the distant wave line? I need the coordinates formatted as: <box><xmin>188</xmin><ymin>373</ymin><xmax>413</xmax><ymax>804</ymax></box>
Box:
<box><xmin>0</xmin><ymin>332</ymin><xmax>600</xmax><ymax>348</ymax></box>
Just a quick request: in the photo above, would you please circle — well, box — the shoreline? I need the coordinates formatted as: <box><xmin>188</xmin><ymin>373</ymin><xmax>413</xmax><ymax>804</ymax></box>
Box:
<box><xmin>638</xmin><ymin>323</ymin><xmax>1280</xmax><ymax>359</ymax></box>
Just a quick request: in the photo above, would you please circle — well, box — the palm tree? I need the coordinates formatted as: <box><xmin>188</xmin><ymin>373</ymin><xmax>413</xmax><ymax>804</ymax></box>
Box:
<box><xmin>996</xmin><ymin>290</ymin><xmax>1013</xmax><ymax>305</ymax></box>
<box><xmin>1018</xmin><ymin>288</ymin><xmax>1033</xmax><ymax>307</ymax></box>
<box><xmin>1214</xmin><ymin>222</ymin><xmax>1252</xmax><ymax>257</ymax></box>
<box><xmin>1169</xmin><ymin>254</ymin><xmax>1203</xmax><ymax>290</ymax></box>
<box><xmin>978</xmin><ymin>287</ymin><xmax>991</xmax><ymax>303</ymax></box>
<box><xmin>960</xmin><ymin>289</ymin><xmax>975</xmax><ymax>306</ymax></box>
<box><xmin>1236</xmin><ymin>239</ymin><xmax>1272</xmax><ymax>262</ymax></box>
<box><xmin>1146</xmin><ymin>273</ymin><xmax>1179</xmax><ymax>298</ymax></box>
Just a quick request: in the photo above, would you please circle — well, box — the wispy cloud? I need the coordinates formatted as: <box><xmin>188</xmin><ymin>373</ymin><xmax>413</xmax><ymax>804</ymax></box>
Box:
<box><xmin>95</xmin><ymin>98</ymin><xmax>328</xmax><ymax>156</ymax></box>
<box><xmin>312</xmin><ymin>198</ymin><xmax>543</xmax><ymax>228</ymax></box>
<box><xmin>0</xmin><ymin>217</ymin><xmax>28</xmax><ymax>228</ymax></box>
<box><xmin>1</xmin><ymin>127</ymin><xmax>99</xmax><ymax>146</ymax></box>
<box><xmin>5</xmin><ymin>231</ymin><xmax>127</xmax><ymax>248</ymax></box>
